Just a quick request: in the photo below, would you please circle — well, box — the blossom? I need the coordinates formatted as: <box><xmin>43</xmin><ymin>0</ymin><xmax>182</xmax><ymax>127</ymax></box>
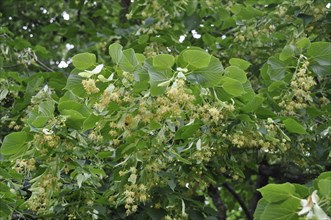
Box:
<box><xmin>298</xmin><ymin>190</ymin><xmax>330</xmax><ymax>220</ymax></box>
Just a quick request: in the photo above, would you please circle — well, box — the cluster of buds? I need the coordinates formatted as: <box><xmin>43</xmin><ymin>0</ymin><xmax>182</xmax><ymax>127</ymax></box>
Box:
<box><xmin>88</xmin><ymin>131</ymin><xmax>103</xmax><ymax>143</ymax></box>
<box><xmin>8</xmin><ymin>121</ymin><xmax>22</xmax><ymax>130</ymax></box>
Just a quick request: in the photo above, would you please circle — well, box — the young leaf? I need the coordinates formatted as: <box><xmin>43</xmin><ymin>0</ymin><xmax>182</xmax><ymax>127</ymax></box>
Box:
<box><xmin>296</xmin><ymin>37</ymin><xmax>311</xmax><ymax>49</ymax></box>
<box><xmin>153</xmin><ymin>54</ymin><xmax>175</xmax><ymax>68</ymax></box>
<box><xmin>78</xmin><ymin>64</ymin><xmax>104</xmax><ymax>78</ymax></box>
<box><xmin>182</xmin><ymin>50</ymin><xmax>211</xmax><ymax>69</ymax></box>
<box><xmin>220</xmin><ymin>77</ymin><xmax>245</xmax><ymax>97</ymax></box>
<box><xmin>229</xmin><ymin>58</ymin><xmax>251</xmax><ymax>70</ymax></box>
<box><xmin>109</xmin><ymin>43</ymin><xmax>123</xmax><ymax>65</ymax></box>
<box><xmin>72</xmin><ymin>52</ymin><xmax>96</xmax><ymax>69</ymax></box>
<box><xmin>225</xmin><ymin>66</ymin><xmax>247</xmax><ymax>83</ymax></box>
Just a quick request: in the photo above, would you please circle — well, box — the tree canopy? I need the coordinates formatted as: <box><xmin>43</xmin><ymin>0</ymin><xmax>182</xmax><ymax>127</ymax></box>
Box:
<box><xmin>0</xmin><ymin>0</ymin><xmax>330</xmax><ymax>219</ymax></box>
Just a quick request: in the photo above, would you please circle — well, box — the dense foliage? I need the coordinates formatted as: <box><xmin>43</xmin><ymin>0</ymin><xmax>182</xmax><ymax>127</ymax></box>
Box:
<box><xmin>0</xmin><ymin>0</ymin><xmax>330</xmax><ymax>219</ymax></box>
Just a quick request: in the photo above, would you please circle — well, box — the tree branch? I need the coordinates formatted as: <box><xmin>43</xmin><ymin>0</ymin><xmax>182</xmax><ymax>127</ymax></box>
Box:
<box><xmin>222</xmin><ymin>182</ymin><xmax>253</xmax><ymax>220</ymax></box>
<box><xmin>249</xmin><ymin>172</ymin><xmax>269</xmax><ymax>216</ymax></box>
<box><xmin>208</xmin><ymin>185</ymin><xmax>227</xmax><ymax>220</ymax></box>
<box><xmin>120</xmin><ymin>0</ymin><xmax>131</xmax><ymax>23</ymax></box>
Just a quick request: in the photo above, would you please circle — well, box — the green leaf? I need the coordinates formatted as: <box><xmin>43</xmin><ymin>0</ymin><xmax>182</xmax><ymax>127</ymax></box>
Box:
<box><xmin>153</xmin><ymin>54</ymin><xmax>175</xmax><ymax>68</ymax></box>
<box><xmin>229</xmin><ymin>58</ymin><xmax>251</xmax><ymax>70</ymax></box>
<box><xmin>254</xmin><ymin>198</ymin><xmax>268</xmax><ymax>220</ymax></box>
<box><xmin>31</xmin><ymin>116</ymin><xmax>50</xmax><ymax>127</ymax></box>
<box><xmin>76</xmin><ymin>173</ymin><xmax>90</xmax><ymax>188</ymax></box>
<box><xmin>62</xmin><ymin>109</ymin><xmax>86</xmax><ymax>120</ymax></box>
<box><xmin>279</xmin><ymin>45</ymin><xmax>295</xmax><ymax>61</ymax></box>
<box><xmin>146</xmin><ymin>208</ymin><xmax>167</xmax><ymax>220</ymax></box>
<box><xmin>168</xmin><ymin>149</ymin><xmax>192</xmax><ymax>165</ymax></box>
<box><xmin>307</xmin><ymin>42</ymin><xmax>331</xmax><ymax>66</ymax></box>
<box><xmin>1</xmin><ymin>132</ymin><xmax>27</xmax><ymax>155</ymax></box>
<box><xmin>283</xmin><ymin>118</ymin><xmax>307</xmax><ymax>134</ymax></box>
<box><xmin>187</xmin><ymin>56</ymin><xmax>224</xmax><ymax>87</ymax></box>
<box><xmin>123</xmin><ymin>49</ymin><xmax>139</xmax><ymax>68</ymax></box>
<box><xmin>72</xmin><ymin>52</ymin><xmax>96</xmax><ymax>69</ymax></box>
<box><xmin>260</xmin><ymin>197</ymin><xmax>300</xmax><ymax>220</ymax></box>
<box><xmin>38</xmin><ymin>100</ymin><xmax>55</xmax><ymax>117</ymax></box>
<box><xmin>109</xmin><ymin>43</ymin><xmax>123</xmax><ymax>65</ymax></box>
<box><xmin>317</xmin><ymin>171</ymin><xmax>331</xmax><ymax>181</ymax></box>
<box><xmin>268</xmin><ymin>81</ymin><xmax>287</xmax><ymax>96</ymax></box>
<box><xmin>83</xmin><ymin>114</ymin><xmax>101</xmax><ymax>131</ymax></box>
<box><xmin>0</xmin><ymin>167</ymin><xmax>11</xmax><ymax>178</ymax></box>
<box><xmin>318</xmin><ymin>179</ymin><xmax>331</xmax><ymax>196</ymax></box>
<box><xmin>118</xmin><ymin>49</ymin><xmax>139</xmax><ymax>72</ymax></box>
<box><xmin>148</xmin><ymin>67</ymin><xmax>172</xmax><ymax>96</ymax></box>
<box><xmin>64</xmin><ymin>74</ymin><xmax>86</xmax><ymax>97</ymax></box>
<box><xmin>182</xmin><ymin>50</ymin><xmax>211</xmax><ymax>69</ymax></box>
<box><xmin>167</xmin><ymin>179</ymin><xmax>176</xmax><ymax>191</ymax></box>
<box><xmin>174</xmin><ymin>121</ymin><xmax>201</xmax><ymax>140</ymax></box>
<box><xmin>225</xmin><ymin>66</ymin><xmax>247</xmax><ymax>83</ymax></box>
<box><xmin>220</xmin><ymin>77</ymin><xmax>245</xmax><ymax>97</ymax></box>
<box><xmin>267</xmin><ymin>57</ymin><xmax>287</xmax><ymax>80</ymax></box>
<box><xmin>296</xmin><ymin>37</ymin><xmax>311</xmax><ymax>49</ymax></box>
<box><xmin>258</xmin><ymin>183</ymin><xmax>296</xmax><ymax>203</ymax></box>
<box><xmin>186</xmin><ymin>0</ymin><xmax>198</xmax><ymax>16</ymax></box>
<box><xmin>241</xmin><ymin>95</ymin><xmax>264</xmax><ymax>113</ymax></box>
<box><xmin>0</xmin><ymin>199</ymin><xmax>12</xmax><ymax>219</ymax></box>
<box><xmin>293</xmin><ymin>184</ymin><xmax>309</xmax><ymax>198</ymax></box>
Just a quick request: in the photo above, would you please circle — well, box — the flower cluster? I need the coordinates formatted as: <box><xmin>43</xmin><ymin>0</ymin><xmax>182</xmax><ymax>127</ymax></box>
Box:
<box><xmin>12</xmin><ymin>158</ymin><xmax>36</xmax><ymax>174</ymax></box>
<box><xmin>82</xmin><ymin>79</ymin><xmax>100</xmax><ymax>94</ymax></box>
<box><xmin>115</xmin><ymin>167</ymin><xmax>150</xmax><ymax>216</ymax></box>
<box><xmin>33</xmin><ymin>132</ymin><xmax>60</xmax><ymax>154</ymax></box>
<box><xmin>8</xmin><ymin>120</ymin><xmax>22</xmax><ymax>130</ymax></box>
<box><xmin>279</xmin><ymin>59</ymin><xmax>316</xmax><ymax>115</ymax></box>
<box><xmin>27</xmin><ymin>174</ymin><xmax>59</xmax><ymax>213</ymax></box>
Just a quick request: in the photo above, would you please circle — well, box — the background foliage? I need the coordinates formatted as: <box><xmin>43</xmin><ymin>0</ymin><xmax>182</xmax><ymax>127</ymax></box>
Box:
<box><xmin>0</xmin><ymin>0</ymin><xmax>330</xmax><ymax>219</ymax></box>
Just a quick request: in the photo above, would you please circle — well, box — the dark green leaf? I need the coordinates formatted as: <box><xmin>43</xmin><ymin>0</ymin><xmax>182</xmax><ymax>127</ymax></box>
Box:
<box><xmin>241</xmin><ymin>95</ymin><xmax>264</xmax><ymax>113</ymax></box>
<box><xmin>279</xmin><ymin>45</ymin><xmax>295</xmax><ymax>61</ymax></box>
<box><xmin>307</xmin><ymin>42</ymin><xmax>331</xmax><ymax>66</ymax></box>
<box><xmin>267</xmin><ymin>57</ymin><xmax>287</xmax><ymax>80</ymax></box>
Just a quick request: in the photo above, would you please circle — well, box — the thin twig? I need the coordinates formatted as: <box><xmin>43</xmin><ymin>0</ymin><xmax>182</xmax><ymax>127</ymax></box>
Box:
<box><xmin>36</xmin><ymin>60</ymin><xmax>55</xmax><ymax>72</ymax></box>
